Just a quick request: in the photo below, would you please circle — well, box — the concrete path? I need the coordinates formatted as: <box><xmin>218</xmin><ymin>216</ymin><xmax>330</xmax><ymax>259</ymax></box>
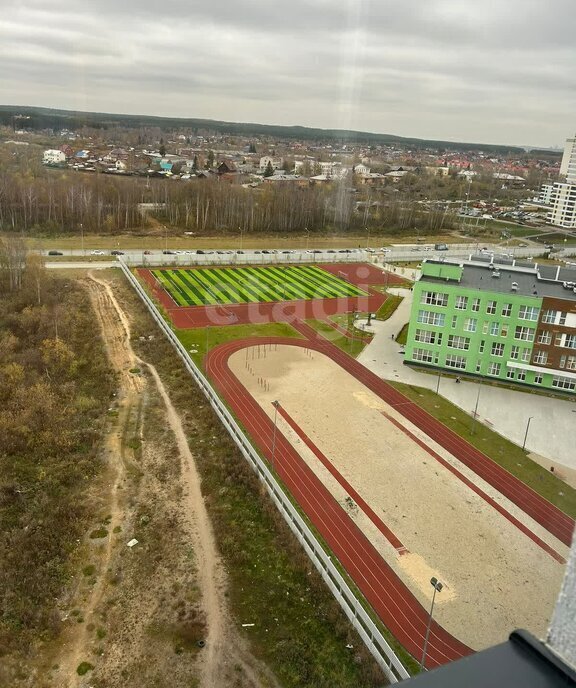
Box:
<box><xmin>357</xmin><ymin>289</ymin><xmax>576</xmax><ymax>475</ymax></box>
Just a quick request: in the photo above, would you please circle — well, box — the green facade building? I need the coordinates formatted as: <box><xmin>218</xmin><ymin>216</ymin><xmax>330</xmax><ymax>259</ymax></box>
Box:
<box><xmin>404</xmin><ymin>258</ymin><xmax>576</xmax><ymax>395</ymax></box>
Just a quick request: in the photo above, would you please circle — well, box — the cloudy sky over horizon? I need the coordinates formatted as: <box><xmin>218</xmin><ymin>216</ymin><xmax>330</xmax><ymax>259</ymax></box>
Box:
<box><xmin>1</xmin><ymin>0</ymin><xmax>575</xmax><ymax>148</ymax></box>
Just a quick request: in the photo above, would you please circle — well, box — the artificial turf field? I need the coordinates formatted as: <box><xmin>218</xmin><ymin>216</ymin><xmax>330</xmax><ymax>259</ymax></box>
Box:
<box><xmin>151</xmin><ymin>265</ymin><xmax>369</xmax><ymax>306</ymax></box>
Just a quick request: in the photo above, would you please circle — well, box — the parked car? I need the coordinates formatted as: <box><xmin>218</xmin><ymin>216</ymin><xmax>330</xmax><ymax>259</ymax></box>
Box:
<box><xmin>143</xmin><ymin>250</ymin><xmax>152</xmax><ymax>255</ymax></box>
<box><xmin>111</xmin><ymin>250</ymin><xmax>125</xmax><ymax>255</ymax></box>
<box><xmin>162</xmin><ymin>249</ymin><xmax>176</xmax><ymax>255</ymax></box>
<box><xmin>48</xmin><ymin>250</ymin><xmax>63</xmax><ymax>256</ymax></box>
<box><xmin>236</xmin><ymin>250</ymin><xmax>244</xmax><ymax>254</ymax></box>
<box><xmin>91</xmin><ymin>249</ymin><xmax>105</xmax><ymax>255</ymax></box>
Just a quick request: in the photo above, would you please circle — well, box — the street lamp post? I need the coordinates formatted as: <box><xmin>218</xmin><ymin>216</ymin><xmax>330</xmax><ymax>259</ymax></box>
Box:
<box><xmin>420</xmin><ymin>576</ymin><xmax>443</xmax><ymax>671</ymax></box>
<box><xmin>305</xmin><ymin>227</ymin><xmax>310</xmax><ymax>251</ymax></box>
<box><xmin>522</xmin><ymin>416</ymin><xmax>534</xmax><ymax>451</ymax></box>
<box><xmin>271</xmin><ymin>400</ymin><xmax>280</xmax><ymax>470</ymax></box>
<box><xmin>470</xmin><ymin>383</ymin><xmax>482</xmax><ymax>435</ymax></box>
<box><xmin>239</xmin><ymin>226</ymin><xmax>243</xmax><ymax>250</ymax></box>
<box><xmin>80</xmin><ymin>223</ymin><xmax>84</xmax><ymax>256</ymax></box>
<box><xmin>436</xmin><ymin>372</ymin><xmax>441</xmax><ymax>394</ymax></box>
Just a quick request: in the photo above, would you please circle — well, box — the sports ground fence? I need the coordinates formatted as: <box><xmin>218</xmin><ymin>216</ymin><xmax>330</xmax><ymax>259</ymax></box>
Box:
<box><xmin>119</xmin><ymin>259</ymin><xmax>410</xmax><ymax>683</ymax></box>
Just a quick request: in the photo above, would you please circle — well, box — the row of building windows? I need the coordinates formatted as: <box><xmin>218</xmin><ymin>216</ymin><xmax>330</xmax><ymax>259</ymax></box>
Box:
<box><xmin>419</xmin><ymin>290</ymin><xmax>540</xmax><ymax>320</ymax></box>
<box><xmin>416</xmin><ymin>318</ymin><xmax>536</xmax><ymax>343</ymax></box>
<box><xmin>411</xmin><ymin>351</ymin><xmax>576</xmax><ymax>390</ymax></box>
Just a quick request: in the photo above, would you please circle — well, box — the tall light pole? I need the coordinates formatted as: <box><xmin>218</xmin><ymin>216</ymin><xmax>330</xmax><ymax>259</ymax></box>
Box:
<box><xmin>470</xmin><ymin>382</ymin><xmax>482</xmax><ymax>435</ymax></box>
<box><xmin>305</xmin><ymin>227</ymin><xmax>310</xmax><ymax>251</ymax></box>
<box><xmin>366</xmin><ymin>226</ymin><xmax>370</xmax><ymax>249</ymax></box>
<box><xmin>271</xmin><ymin>400</ymin><xmax>280</xmax><ymax>471</ymax></box>
<box><xmin>420</xmin><ymin>576</ymin><xmax>443</xmax><ymax>671</ymax></box>
<box><xmin>239</xmin><ymin>226</ymin><xmax>243</xmax><ymax>250</ymax></box>
<box><xmin>522</xmin><ymin>416</ymin><xmax>534</xmax><ymax>451</ymax></box>
<box><xmin>80</xmin><ymin>223</ymin><xmax>84</xmax><ymax>256</ymax></box>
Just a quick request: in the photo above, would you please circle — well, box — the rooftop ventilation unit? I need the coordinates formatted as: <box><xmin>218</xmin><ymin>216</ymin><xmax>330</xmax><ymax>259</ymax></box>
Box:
<box><xmin>492</xmin><ymin>271</ymin><xmax>501</xmax><ymax>278</ymax></box>
<box><xmin>511</xmin><ymin>282</ymin><xmax>519</xmax><ymax>291</ymax></box>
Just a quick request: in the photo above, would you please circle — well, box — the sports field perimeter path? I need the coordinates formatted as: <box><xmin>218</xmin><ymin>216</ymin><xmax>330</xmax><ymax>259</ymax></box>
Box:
<box><xmin>205</xmin><ymin>335</ymin><xmax>472</xmax><ymax>668</ymax></box>
<box><xmin>205</xmin><ymin>325</ymin><xmax>574</xmax><ymax>666</ymax></box>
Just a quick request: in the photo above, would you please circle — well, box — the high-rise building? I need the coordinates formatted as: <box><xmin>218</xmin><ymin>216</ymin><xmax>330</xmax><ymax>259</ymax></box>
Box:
<box><xmin>404</xmin><ymin>258</ymin><xmax>576</xmax><ymax>396</ymax></box>
<box><xmin>559</xmin><ymin>136</ymin><xmax>576</xmax><ymax>182</ymax></box>
<box><xmin>546</xmin><ymin>135</ymin><xmax>576</xmax><ymax>228</ymax></box>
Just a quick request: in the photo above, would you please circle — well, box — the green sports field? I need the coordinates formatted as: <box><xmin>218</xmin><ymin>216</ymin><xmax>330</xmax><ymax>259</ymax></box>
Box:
<box><xmin>151</xmin><ymin>265</ymin><xmax>368</xmax><ymax>306</ymax></box>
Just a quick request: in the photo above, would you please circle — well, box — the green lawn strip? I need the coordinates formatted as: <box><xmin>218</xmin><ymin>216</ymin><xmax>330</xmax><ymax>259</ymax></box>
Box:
<box><xmin>284</xmin><ymin>265</ymin><xmax>347</xmax><ymax>298</ymax></box>
<box><xmin>194</xmin><ymin>267</ymin><xmax>238</xmax><ymax>304</ymax></box>
<box><xmin>266</xmin><ymin>265</ymin><xmax>316</xmax><ymax>299</ymax></box>
<box><xmin>375</xmin><ymin>294</ymin><xmax>403</xmax><ymax>320</ymax></box>
<box><xmin>156</xmin><ymin>269</ymin><xmax>195</xmax><ymax>306</ymax></box>
<box><xmin>235</xmin><ymin>266</ymin><xmax>285</xmax><ymax>302</ymax></box>
<box><xmin>395</xmin><ymin>323</ymin><xmax>410</xmax><ymax>345</ymax></box>
<box><xmin>195</xmin><ymin>267</ymin><xmax>242</xmax><ymax>304</ymax></box>
<box><xmin>254</xmin><ymin>265</ymin><xmax>316</xmax><ymax>301</ymax></box>
<box><xmin>185</xmin><ymin>268</ymin><xmax>229</xmax><ymax>305</ymax></box>
<box><xmin>165</xmin><ymin>269</ymin><xmax>208</xmax><ymax>306</ymax></box>
<box><xmin>216</xmin><ymin>267</ymin><xmax>263</xmax><ymax>303</ymax></box>
<box><xmin>328</xmin><ymin>314</ymin><xmax>372</xmax><ymax>341</ymax></box>
<box><xmin>261</xmin><ymin>266</ymin><xmax>318</xmax><ymax>300</ymax></box>
<box><xmin>219</xmin><ymin>266</ymin><xmax>268</xmax><ymax>303</ymax></box>
<box><xmin>388</xmin><ymin>381</ymin><xmax>576</xmax><ymax>519</ymax></box>
<box><xmin>150</xmin><ymin>269</ymin><xmax>185</xmax><ymax>306</ymax></box>
<box><xmin>307</xmin><ymin>266</ymin><xmax>368</xmax><ymax>297</ymax></box>
<box><xmin>176</xmin><ymin>322</ymin><xmax>303</xmax><ymax>366</ymax></box>
<box><xmin>305</xmin><ymin>319</ymin><xmax>367</xmax><ymax>357</ymax></box>
<box><xmin>291</xmin><ymin>266</ymin><xmax>351</xmax><ymax>298</ymax></box>
<box><xmin>241</xmin><ymin>265</ymin><xmax>303</xmax><ymax>300</ymax></box>
<box><xmin>280</xmin><ymin>266</ymin><xmax>339</xmax><ymax>299</ymax></box>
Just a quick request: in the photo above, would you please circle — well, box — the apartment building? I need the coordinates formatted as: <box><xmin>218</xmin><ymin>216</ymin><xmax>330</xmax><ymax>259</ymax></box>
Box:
<box><xmin>404</xmin><ymin>258</ymin><xmax>576</xmax><ymax>395</ymax></box>
<box><xmin>546</xmin><ymin>134</ymin><xmax>576</xmax><ymax>228</ymax></box>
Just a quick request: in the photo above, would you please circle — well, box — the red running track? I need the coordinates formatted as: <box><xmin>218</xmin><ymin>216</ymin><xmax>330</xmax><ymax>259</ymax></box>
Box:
<box><xmin>290</xmin><ymin>319</ymin><xmax>575</xmax><ymax>547</ymax></box>
<box><xmin>205</xmin><ymin>336</ymin><xmax>473</xmax><ymax>668</ymax></box>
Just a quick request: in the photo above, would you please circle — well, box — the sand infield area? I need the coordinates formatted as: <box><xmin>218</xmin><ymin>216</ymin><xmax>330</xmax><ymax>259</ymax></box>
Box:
<box><xmin>229</xmin><ymin>344</ymin><xmax>567</xmax><ymax>651</ymax></box>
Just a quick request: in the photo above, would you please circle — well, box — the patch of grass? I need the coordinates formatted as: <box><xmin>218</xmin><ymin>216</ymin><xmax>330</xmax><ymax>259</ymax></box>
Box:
<box><xmin>89</xmin><ymin>527</ymin><xmax>109</xmax><ymax>539</ymax></box>
<box><xmin>96</xmin><ymin>627</ymin><xmax>107</xmax><ymax>639</ymax></box>
<box><xmin>306</xmin><ymin>320</ymin><xmax>367</xmax><ymax>358</ymax></box>
<box><xmin>395</xmin><ymin>323</ymin><xmax>409</xmax><ymax>346</ymax></box>
<box><xmin>176</xmin><ymin>321</ymin><xmax>303</xmax><ymax>367</ymax></box>
<box><xmin>389</xmin><ymin>381</ymin><xmax>576</xmax><ymax>518</ymax></box>
<box><xmin>375</xmin><ymin>294</ymin><xmax>403</xmax><ymax>320</ymax></box>
<box><xmin>129</xmin><ymin>367</ymin><xmax>141</xmax><ymax>374</ymax></box>
<box><xmin>76</xmin><ymin>661</ymin><xmax>94</xmax><ymax>676</ymax></box>
<box><xmin>113</xmin><ymin>525</ymin><xmax>122</xmax><ymax>534</ymax></box>
<box><xmin>82</xmin><ymin>565</ymin><xmax>96</xmax><ymax>577</ymax></box>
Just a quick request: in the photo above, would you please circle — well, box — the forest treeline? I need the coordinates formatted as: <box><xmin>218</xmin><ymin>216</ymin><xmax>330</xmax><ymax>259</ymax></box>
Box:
<box><xmin>0</xmin><ymin>238</ymin><xmax>113</xmax><ymax>670</ymax></box>
<box><xmin>0</xmin><ymin>166</ymin><xmax>469</xmax><ymax>237</ymax></box>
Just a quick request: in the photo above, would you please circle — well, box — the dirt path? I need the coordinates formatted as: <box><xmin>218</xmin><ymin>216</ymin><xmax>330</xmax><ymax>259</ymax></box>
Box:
<box><xmin>55</xmin><ymin>274</ymin><xmax>144</xmax><ymax>683</ymax></box>
<box><xmin>54</xmin><ymin>273</ymin><xmax>274</xmax><ymax>688</ymax></box>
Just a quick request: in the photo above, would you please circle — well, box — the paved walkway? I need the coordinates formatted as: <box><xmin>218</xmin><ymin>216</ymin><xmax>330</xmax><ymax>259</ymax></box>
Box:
<box><xmin>357</xmin><ymin>289</ymin><xmax>576</xmax><ymax>476</ymax></box>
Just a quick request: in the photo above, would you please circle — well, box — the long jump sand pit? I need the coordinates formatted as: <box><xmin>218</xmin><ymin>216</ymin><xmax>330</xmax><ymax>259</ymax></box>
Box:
<box><xmin>229</xmin><ymin>344</ymin><xmax>567</xmax><ymax>651</ymax></box>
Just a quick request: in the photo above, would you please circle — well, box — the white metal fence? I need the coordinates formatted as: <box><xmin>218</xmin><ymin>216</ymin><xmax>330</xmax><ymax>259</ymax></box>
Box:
<box><xmin>118</xmin><ymin>259</ymin><xmax>410</xmax><ymax>683</ymax></box>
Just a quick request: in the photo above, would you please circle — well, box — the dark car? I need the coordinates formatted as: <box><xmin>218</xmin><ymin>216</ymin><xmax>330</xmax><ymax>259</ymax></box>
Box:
<box><xmin>312</xmin><ymin>249</ymin><xmax>322</xmax><ymax>253</ymax></box>
<box><xmin>326</xmin><ymin>249</ymin><xmax>336</xmax><ymax>253</ymax></box>
<box><xmin>236</xmin><ymin>250</ymin><xmax>244</xmax><ymax>254</ymax></box>
<box><xmin>48</xmin><ymin>250</ymin><xmax>63</xmax><ymax>256</ymax></box>
<box><xmin>111</xmin><ymin>250</ymin><xmax>124</xmax><ymax>255</ymax></box>
<box><xmin>162</xmin><ymin>249</ymin><xmax>176</xmax><ymax>255</ymax></box>
<box><xmin>143</xmin><ymin>250</ymin><xmax>152</xmax><ymax>255</ymax></box>
<box><xmin>254</xmin><ymin>250</ymin><xmax>261</xmax><ymax>254</ymax></box>
<box><xmin>216</xmin><ymin>250</ymin><xmax>226</xmax><ymax>255</ymax></box>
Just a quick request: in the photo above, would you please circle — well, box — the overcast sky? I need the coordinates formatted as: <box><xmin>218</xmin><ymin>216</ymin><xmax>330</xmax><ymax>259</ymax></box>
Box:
<box><xmin>1</xmin><ymin>0</ymin><xmax>575</xmax><ymax>148</ymax></box>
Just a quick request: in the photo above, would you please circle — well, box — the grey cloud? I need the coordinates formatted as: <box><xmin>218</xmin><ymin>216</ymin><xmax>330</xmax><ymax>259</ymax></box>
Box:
<box><xmin>1</xmin><ymin>0</ymin><xmax>575</xmax><ymax>146</ymax></box>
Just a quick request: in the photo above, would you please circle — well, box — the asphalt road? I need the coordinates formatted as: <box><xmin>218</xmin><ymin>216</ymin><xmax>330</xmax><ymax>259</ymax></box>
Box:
<box><xmin>40</xmin><ymin>242</ymin><xmax>569</xmax><ymax>267</ymax></box>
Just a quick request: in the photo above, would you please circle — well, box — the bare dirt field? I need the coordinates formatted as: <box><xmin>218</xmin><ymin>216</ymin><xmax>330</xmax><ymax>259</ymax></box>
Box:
<box><xmin>43</xmin><ymin>275</ymin><xmax>276</xmax><ymax>688</ymax></box>
<box><xmin>229</xmin><ymin>344</ymin><xmax>568</xmax><ymax>651</ymax></box>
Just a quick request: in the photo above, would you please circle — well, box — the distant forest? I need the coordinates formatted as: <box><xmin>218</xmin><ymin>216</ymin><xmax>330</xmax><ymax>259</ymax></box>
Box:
<box><xmin>0</xmin><ymin>104</ymin><xmax>546</xmax><ymax>156</ymax></box>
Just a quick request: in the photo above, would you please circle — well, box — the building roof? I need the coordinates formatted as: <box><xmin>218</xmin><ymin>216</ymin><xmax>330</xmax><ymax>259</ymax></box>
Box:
<box><xmin>421</xmin><ymin>258</ymin><xmax>576</xmax><ymax>302</ymax></box>
<box><xmin>400</xmin><ymin>630</ymin><xmax>576</xmax><ymax>688</ymax></box>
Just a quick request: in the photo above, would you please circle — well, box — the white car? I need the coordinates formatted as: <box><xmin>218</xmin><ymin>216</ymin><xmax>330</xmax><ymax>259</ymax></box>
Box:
<box><xmin>91</xmin><ymin>249</ymin><xmax>105</xmax><ymax>255</ymax></box>
<box><xmin>379</xmin><ymin>247</ymin><xmax>391</xmax><ymax>253</ymax></box>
